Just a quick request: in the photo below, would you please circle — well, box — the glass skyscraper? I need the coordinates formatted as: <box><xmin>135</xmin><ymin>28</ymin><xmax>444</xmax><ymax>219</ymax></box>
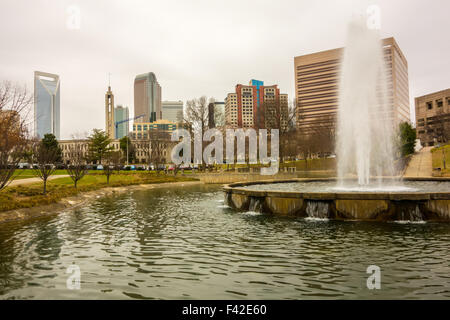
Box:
<box><xmin>34</xmin><ymin>71</ymin><xmax>60</xmax><ymax>139</ymax></box>
<box><xmin>114</xmin><ymin>105</ymin><xmax>129</xmax><ymax>139</ymax></box>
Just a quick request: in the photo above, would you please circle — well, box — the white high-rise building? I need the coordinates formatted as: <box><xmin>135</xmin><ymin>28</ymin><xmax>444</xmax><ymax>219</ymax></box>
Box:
<box><xmin>34</xmin><ymin>71</ymin><xmax>60</xmax><ymax>139</ymax></box>
<box><xmin>162</xmin><ymin>100</ymin><xmax>183</xmax><ymax>123</ymax></box>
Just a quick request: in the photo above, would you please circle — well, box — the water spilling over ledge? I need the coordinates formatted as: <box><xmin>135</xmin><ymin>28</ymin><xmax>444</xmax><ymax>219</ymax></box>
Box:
<box><xmin>223</xmin><ymin>178</ymin><xmax>450</xmax><ymax>222</ymax></box>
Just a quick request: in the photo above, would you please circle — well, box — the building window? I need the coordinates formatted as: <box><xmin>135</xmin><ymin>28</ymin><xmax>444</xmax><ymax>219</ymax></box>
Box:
<box><xmin>436</xmin><ymin>99</ymin><xmax>443</xmax><ymax>108</ymax></box>
<box><xmin>426</xmin><ymin>102</ymin><xmax>432</xmax><ymax>110</ymax></box>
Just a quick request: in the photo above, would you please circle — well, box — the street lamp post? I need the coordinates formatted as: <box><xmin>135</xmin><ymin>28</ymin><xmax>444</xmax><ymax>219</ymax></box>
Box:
<box><xmin>126</xmin><ymin>135</ymin><xmax>129</xmax><ymax>166</ymax></box>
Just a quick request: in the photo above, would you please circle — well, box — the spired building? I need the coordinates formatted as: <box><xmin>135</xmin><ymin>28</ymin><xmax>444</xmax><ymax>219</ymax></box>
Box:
<box><xmin>34</xmin><ymin>71</ymin><xmax>60</xmax><ymax>139</ymax></box>
<box><xmin>105</xmin><ymin>85</ymin><xmax>115</xmax><ymax>139</ymax></box>
<box><xmin>134</xmin><ymin>72</ymin><xmax>162</xmax><ymax>123</ymax></box>
<box><xmin>225</xmin><ymin>79</ymin><xmax>288</xmax><ymax>129</ymax></box>
<box><xmin>415</xmin><ymin>88</ymin><xmax>450</xmax><ymax>146</ymax></box>
<box><xmin>114</xmin><ymin>105</ymin><xmax>129</xmax><ymax>139</ymax></box>
<box><xmin>294</xmin><ymin>37</ymin><xmax>410</xmax><ymax>134</ymax></box>
<box><xmin>162</xmin><ymin>100</ymin><xmax>183</xmax><ymax>123</ymax></box>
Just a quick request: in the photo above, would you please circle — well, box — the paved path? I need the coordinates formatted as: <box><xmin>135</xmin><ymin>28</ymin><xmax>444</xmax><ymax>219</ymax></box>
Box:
<box><xmin>8</xmin><ymin>175</ymin><xmax>69</xmax><ymax>187</ymax></box>
<box><xmin>403</xmin><ymin>147</ymin><xmax>433</xmax><ymax>178</ymax></box>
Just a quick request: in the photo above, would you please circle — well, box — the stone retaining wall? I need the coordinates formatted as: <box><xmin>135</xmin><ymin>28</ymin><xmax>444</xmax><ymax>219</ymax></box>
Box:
<box><xmin>196</xmin><ymin>171</ymin><xmax>335</xmax><ymax>184</ymax></box>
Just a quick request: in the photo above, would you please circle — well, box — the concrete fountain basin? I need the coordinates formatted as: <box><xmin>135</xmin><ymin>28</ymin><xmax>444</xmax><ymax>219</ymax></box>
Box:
<box><xmin>223</xmin><ymin>178</ymin><xmax>450</xmax><ymax>221</ymax></box>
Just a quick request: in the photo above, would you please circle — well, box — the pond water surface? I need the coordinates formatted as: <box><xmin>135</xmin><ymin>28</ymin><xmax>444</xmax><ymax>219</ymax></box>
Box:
<box><xmin>0</xmin><ymin>184</ymin><xmax>449</xmax><ymax>299</ymax></box>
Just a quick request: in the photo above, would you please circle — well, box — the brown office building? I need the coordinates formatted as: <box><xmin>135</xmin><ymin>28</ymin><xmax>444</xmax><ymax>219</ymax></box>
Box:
<box><xmin>225</xmin><ymin>79</ymin><xmax>288</xmax><ymax>129</ymax></box>
<box><xmin>134</xmin><ymin>72</ymin><xmax>162</xmax><ymax>123</ymax></box>
<box><xmin>415</xmin><ymin>88</ymin><xmax>450</xmax><ymax>146</ymax></box>
<box><xmin>294</xmin><ymin>37</ymin><xmax>410</xmax><ymax>134</ymax></box>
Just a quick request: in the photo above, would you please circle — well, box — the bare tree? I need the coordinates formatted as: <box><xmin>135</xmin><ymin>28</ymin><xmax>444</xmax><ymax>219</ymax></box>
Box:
<box><xmin>184</xmin><ymin>96</ymin><xmax>212</xmax><ymax>169</ymax></box>
<box><xmin>431</xmin><ymin>108</ymin><xmax>450</xmax><ymax>144</ymax></box>
<box><xmin>257</xmin><ymin>97</ymin><xmax>296</xmax><ymax>163</ymax></box>
<box><xmin>296</xmin><ymin>113</ymin><xmax>336</xmax><ymax>169</ymax></box>
<box><xmin>66</xmin><ymin>140</ymin><xmax>88</xmax><ymax>188</ymax></box>
<box><xmin>32</xmin><ymin>139</ymin><xmax>59</xmax><ymax>194</ymax></box>
<box><xmin>141</xmin><ymin>130</ymin><xmax>171</xmax><ymax>174</ymax></box>
<box><xmin>102</xmin><ymin>151</ymin><xmax>122</xmax><ymax>184</ymax></box>
<box><xmin>0</xmin><ymin>81</ymin><xmax>32</xmax><ymax>191</ymax></box>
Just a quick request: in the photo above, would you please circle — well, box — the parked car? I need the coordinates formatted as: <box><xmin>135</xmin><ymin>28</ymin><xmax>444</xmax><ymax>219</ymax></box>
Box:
<box><xmin>96</xmin><ymin>165</ymin><xmax>104</xmax><ymax>170</ymax></box>
<box><xmin>17</xmin><ymin>163</ymin><xmax>30</xmax><ymax>169</ymax></box>
<box><xmin>55</xmin><ymin>163</ymin><xmax>66</xmax><ymax>169</ymax></box>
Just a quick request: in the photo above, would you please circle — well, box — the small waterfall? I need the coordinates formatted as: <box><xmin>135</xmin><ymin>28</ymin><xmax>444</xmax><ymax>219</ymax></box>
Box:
<box><xmin>225</xmin><ymin>193</ymin><xmax>232</xmax><ymax>207</ymax></box>
<box><xmin>398</xmin><ymin>204</ymin><xmax>424</xmax><ymax>223</ymax></box>
<box><xmin>248</xmin><ymin>197</ymin><xmax>263</xmax><ymax>213</ymax></box>
<box><xmin>305</xmin><ymin>201</ymin><xmax>330</xmax><ymax>219</ymax></box>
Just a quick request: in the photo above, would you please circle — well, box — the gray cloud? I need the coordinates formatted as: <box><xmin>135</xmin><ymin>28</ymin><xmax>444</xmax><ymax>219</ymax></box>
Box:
<box><xmin>0</xmin><ymin>0</ymin><xmax>448</xmax><ymax>138</ymax></box>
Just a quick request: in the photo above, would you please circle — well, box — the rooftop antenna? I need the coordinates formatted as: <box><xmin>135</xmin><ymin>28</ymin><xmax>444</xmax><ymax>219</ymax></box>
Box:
<box><xmin>108</xmin><ymin>73</ymin><xmax>111</xmax><ymax>88</ymax></box>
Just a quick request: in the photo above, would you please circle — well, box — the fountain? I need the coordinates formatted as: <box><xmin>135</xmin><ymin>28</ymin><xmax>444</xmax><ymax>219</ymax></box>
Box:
<box><xmin>336</xmin><ymin>18</ymin><xmax>396</xmax><ymax>187</ymax></box>
<box><xmin>223</xmin><ymin>19</ymin><xmax>450</xmax><ymax>222</ymax></box>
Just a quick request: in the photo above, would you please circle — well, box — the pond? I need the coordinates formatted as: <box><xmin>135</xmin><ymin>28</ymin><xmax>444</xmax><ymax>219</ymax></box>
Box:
<box><xmin>0</xmin><ymin>184</ymin><xmax>449</xmax><ymax>299</ymax></box>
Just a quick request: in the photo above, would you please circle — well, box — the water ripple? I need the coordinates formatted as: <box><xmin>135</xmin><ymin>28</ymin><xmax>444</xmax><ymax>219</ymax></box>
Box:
<box><xmin>0</xmin><ymin>184</ymin><xmax>449</xmax><ymax>299</ymax></box>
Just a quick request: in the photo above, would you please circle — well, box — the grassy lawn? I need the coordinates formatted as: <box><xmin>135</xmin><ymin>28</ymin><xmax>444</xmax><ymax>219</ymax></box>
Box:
<box><xmin>0</xmin><ymin>172</ymin><xmax>198</xmax><ymax>213</ymax></box>
<box><xmin>216</xmin><ymin>158</ymin><xmax>336</xmax><ymax>171</ymax></box>
<box><xmin>12</xmin><ymin>169</ymin><xmax>69</xmax><ymax>180</ymax></box>
<box><xmin>431</xmin><ymin>144</ymin><xmax>450</xmax><ymax>174</ymax></box>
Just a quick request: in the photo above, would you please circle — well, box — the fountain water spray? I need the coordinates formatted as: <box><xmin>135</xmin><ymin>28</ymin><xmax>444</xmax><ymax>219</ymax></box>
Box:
<box><xmin>336</xmin><ymin>18</ymin><xmax>396</xmax><ymax>186</ymax></box>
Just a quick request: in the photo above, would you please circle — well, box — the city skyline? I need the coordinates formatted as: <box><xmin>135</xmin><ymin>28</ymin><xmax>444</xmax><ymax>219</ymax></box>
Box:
<box><xmin>1</xmin><ymin>0</ymin><xmax>449</xmax><ymax>139</ymax></box>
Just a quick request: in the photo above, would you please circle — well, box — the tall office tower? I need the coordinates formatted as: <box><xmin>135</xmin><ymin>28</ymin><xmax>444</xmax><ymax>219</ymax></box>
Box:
<box><xmin>34</xmin><ymin>71</ymin><xmax>60</xmax><ymax>139</ymax></box>
<box><xmin>225</xmin><ymin>79</ymin><xmax>288</xmax><ymax>129</ymax></box>
<box><xmin>415</xmin><ymin>88</ymin><xmax>450</xmax><ymax>146</ymax></box>
<box><xmin>294</xmin><ymin>37</ymin><xmax>410</xmax><ymax>134</ymax></box>
<box><xmin>114</xmin><ymin>105</ymin><xmax>129</xmax><ymax>139</ymax></box>
<box><xmin>105</xmin><ymin>86</ymin><xmax>115</xmax><ymax>139</ymax></box>
<box><xmin>134</xmin><ymin>72</ymin><xmax>162</xmax><ymax>123</ymax></box>
<box><xmin>162</xmin><ymin>100</ymin><xmax>183</xmax><ymax>123</ymax></box>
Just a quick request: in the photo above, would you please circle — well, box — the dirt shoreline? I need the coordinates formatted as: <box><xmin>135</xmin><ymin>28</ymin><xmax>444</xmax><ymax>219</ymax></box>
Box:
<box><xmin>0</xmin><ymin>180</ymin><xmax>204</xmax><ymax>224</ymax></box>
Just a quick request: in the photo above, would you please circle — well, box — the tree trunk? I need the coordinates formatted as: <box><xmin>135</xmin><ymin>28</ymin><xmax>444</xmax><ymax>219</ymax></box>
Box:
<box><xmin>74</xmin><ymin>179</ymin><xmax>77</xmax><ymax>188</ymax></box>
<box><xmin>43</xmin><ymin>178</ymin><xmax>47</xmax><ymax>194</ymax></box>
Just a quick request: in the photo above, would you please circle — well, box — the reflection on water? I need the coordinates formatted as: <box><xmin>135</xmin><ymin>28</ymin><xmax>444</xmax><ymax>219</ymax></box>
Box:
<box><xmin>0</xmin><ymin>184</ymin><xmax>449</xmax><ymax>299</ymax></box>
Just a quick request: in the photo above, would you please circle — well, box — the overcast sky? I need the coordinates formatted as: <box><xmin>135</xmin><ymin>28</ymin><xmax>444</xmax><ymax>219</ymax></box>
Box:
<box><xmin>1</xmin><ymin>0</ymin><xmax>449</xmax><ymax>139</ymax></box>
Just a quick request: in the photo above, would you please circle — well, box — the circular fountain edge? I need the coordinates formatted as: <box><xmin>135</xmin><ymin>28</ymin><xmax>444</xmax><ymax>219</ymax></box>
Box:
<box><xmin>223</xmin><ymin>178</ymin><xmax>450</xmax><ymax>222</ymax></box>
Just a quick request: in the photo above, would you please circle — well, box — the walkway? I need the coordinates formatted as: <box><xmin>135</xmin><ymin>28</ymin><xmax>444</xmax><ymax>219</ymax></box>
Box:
<box><xmin>403</xmin><ymin>147</ymin><xmax>433</xmax><ymax>178</ymax></box>
<box><xmin>8</xmin><ymin>175</ymin><xmax>69</xmax><ymax>187</ymax></box>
